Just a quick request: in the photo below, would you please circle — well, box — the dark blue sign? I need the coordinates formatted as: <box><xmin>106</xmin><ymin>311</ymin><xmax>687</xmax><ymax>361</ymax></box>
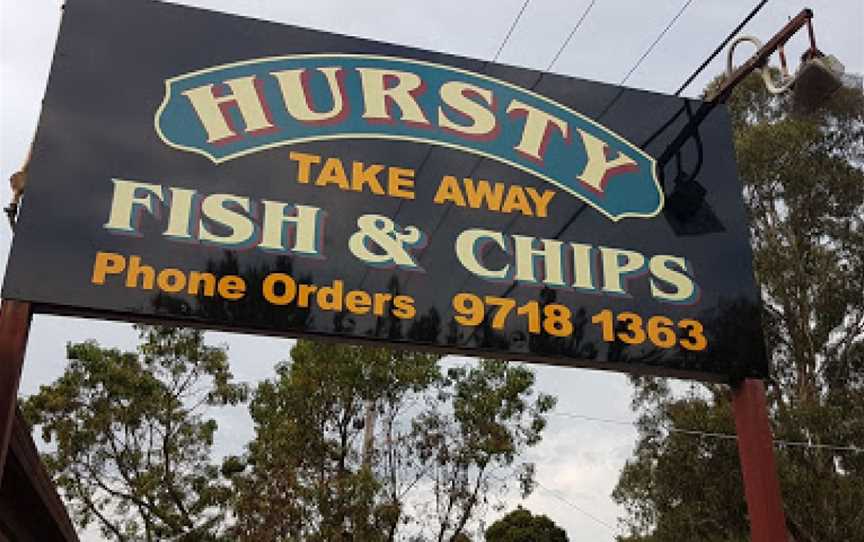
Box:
<box><xmin>2</xmin><ymin>0</ymin><xmax>767</xmax><ymax>382</ymax></box>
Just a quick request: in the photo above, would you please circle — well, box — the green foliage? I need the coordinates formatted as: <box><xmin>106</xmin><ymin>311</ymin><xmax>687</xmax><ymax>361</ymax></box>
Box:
<box><xmin>23</xmin><ymin>329</ymin><xmax>554</xmax><ymax>540</ymax></box>
<box><xmin>485</xmin><ymin>506</ymin><xmax>568</xmax><ymax>542</ymax></box>
<box><xmin>613</xmin><ymin>75</ymin><xmax>864</xmax><ymax>541</ymax></box>
<box><xmin>22</xmin><ymin>326</ymin><xmax>247</xmax><ymax>541</ymax></box>
<box><xmin>227</xmin><ymin>340</ymin><xmax>556</xmax><ymax>541</ymax></box>
<box><xmin>412</xmin><ymin>360</ymin><xmax>556</xmax><ymax>540</ymax></box>
<box><xmin>228</xmin><ymin>341</ymin><xmax>439</xmax><ymax>541</ymax></box>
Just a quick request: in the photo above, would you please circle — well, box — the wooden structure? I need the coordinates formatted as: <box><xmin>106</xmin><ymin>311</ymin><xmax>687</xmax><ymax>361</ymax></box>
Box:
<box><xmin>0</xmin><ymin>301</ymin><xmax>78</xmax><ymax>541</ymax></box>
<box><xmin>1</xmin><ymin>407</ymin><xmax>79</xmax><ymax>541</ymax></box>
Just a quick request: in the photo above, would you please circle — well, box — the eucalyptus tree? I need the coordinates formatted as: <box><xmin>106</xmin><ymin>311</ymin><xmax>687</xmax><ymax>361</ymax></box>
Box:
<box><xmin>23</xmin><ymin>326</ymin><xmax>247</xmax><ymax>541</ymax></box>
<box><xmin>227</xmin><ymin>340</ymin><xmax>556</xmax><ymax>541</ymax></box>
<box><xmin>613</xmin><ymin>74</ymin><xmax>864</xmax><ymax>542</ymax></box>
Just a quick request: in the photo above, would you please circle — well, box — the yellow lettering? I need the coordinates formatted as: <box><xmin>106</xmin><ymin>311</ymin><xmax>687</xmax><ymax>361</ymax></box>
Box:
<box><xmin>525</xmin><ymin>187</ymin><xmax>555</xmax><ymax>218</ymax></box>
<box><xmin>126</xmin><ymin>256</ymin><xmax>155</xmax><ymax>290</ymax></box>
<box><xmin>218</xmin><ymin>276</ymin><xmax>246</xmax><ymax>300</ymax></box>
<box><xmin>188</xmin><ymin>271</ymin><xmax>217</xmax><ymax>296</ymax></box>
<box><xmin>92</xmin><ymin>252</ymin><xmax>127</xmax><ymax>285</ymax></box>
<box><xmin>297</xmin><ymin>284</ymin><xmax>318</xmax><ymax>307</ymax></box>
<box><xmin>157</xmin><ymin>268</ymin><xmax>187</xmax><ymax>293</ymax></box>
<box><xmin>317</xmin><ymin>280</ymin><xmax>344</xmax><ymax>311</ymax></box>
<box><xmin>373</xmin><ymin>292</ymin><xmax>393</xmax><ymax>316</ymax></box>
<box><xmin>351</xmin><ymin>162</ymin><xmax>386</xmax><ymax>194</ymax></box>
<box><xmin>262</xmin><ymin>273</ymin><xmax>297</xmax><ymax>305</ymax></box>
<box><xmin>290</xmin><ymin>151</ymin><xmax>322</xmax><ymax>184</ymax></box>
<box><xmin>433</xmin><ymin>175</ymin><xmax>466</xmax><ymax>207</ymax></box>
<box><xmin>501</xmin><ymin>186</ymin><xmax>532</xmax><ymax>216</ymax></box>
<box><xmin>316</xmin><ymin>157</ymin><xmax>350</xmax><ymax>188</ymax></box>
<box><xmin>464</xmin><ymin>179</ymin><xmax>504</xmax><ymax>211</ymax></box>
<box><xmin>388</xmin><ymin>167</ymin><xmax>416</xmax><ymax>199</ymax></box>
<box><xmin>346</xmin><ymin>290</ymin><xmax>372</xmax><ymax>315</ymax></box>
<box><xmin>392</xmin><ymin>295</ymin><xmax>416</xmax><ymax>319</ymax></box>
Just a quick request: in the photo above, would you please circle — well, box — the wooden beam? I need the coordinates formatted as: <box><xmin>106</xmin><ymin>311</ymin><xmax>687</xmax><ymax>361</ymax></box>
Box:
<box><xmin>1</xmin><ymin>407</ymin><xmax>79</xmax><ymax>541</ymax></box>
<box><xmin>0</xmin><ymin>299</ymin><xmax>32</xmax><ymax>480</ymax></box>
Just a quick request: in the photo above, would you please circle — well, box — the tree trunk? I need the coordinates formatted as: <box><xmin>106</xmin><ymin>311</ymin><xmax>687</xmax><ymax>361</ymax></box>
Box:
<box><xmin>361</xmin><ymin>401</ymin><xmax>377</xmax><ymax>469</ymax></box>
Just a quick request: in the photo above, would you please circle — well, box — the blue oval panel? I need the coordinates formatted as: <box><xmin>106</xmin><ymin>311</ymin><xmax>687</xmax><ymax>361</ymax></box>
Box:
<box><xmin>156</xmin><ymin>54</ymin><xmax>664</xmax><ymax>221</ymax></box>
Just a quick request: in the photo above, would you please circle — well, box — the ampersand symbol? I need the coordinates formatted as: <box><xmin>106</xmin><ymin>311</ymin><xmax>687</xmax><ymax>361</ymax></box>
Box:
<box><xmin>348</xmin><ymin>214</ymin><xmax>426</xmax><ymax>270</ymax></box>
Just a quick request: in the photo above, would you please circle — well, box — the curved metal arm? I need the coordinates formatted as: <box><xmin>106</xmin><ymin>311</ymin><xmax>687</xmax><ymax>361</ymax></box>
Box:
<box><xmin>708</xmin><ymin>9</ymin><xmax>813</xmax><ymax>103</ymax></box>
<box><xmin>726</xmin><ymin>35</ymin><xmax>795</xmax><ymax>95</ymax></box>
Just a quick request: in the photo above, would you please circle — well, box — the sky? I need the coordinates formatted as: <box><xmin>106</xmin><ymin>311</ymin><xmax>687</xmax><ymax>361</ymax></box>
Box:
<box><xmin>0</xmin><ymin>0</ymin><xmax>862</xmax><ymax>540</ymax></box>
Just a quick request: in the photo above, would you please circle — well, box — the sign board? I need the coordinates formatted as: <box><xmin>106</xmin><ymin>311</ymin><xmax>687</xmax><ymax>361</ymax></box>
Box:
<box><xmin>2</xmin><ymin>0</ymin><xmax>767</xmax><ymax>381</ymax></box>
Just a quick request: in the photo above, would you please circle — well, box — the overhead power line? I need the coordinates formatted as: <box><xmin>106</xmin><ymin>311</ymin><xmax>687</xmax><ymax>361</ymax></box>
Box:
<box><xmin>534</xmin><ymin>480</ymin><xmax>616</xmax><ymax>531</ymax></box>
<box><xmin>550</xmin><ymin>412</ymin><xmax>864</xmax><ymax>454</ymax></box>
<box><xmin>619</xmin><ymin>0</ymin><xmax>695</xmax><ymax>87</ymax></box>
<box><xmin>492</xmin><ymin>0</ymin><xmax>598</xmax><ymax>74</ymax></box>
<box><xmin>354</xmin><ymin>0</ymin><xmax>532</xmax><ymax>293</ymax></box>
<box><xmin>492</xmin><ymin>0</ymin><xmax>533</xmax><ymax>63</ymax></box>
<box><xmin>675</xmin><ymin>0</ymin><xmax>770</xmax><ymax>96</ymax></box>
<box><xmin>395</xmin><ymin>2</ymin><xmax>598</xmax><ymax>262</ymax></box>
<box><xmin>545</xmin><ymin>0</ymin><xmax>598</xmax><ymax>72</ymax></box>
<box><xmin>598</xmin><ymin>0</ymin><xmax>695</xmax><ymax>119</ymax></box>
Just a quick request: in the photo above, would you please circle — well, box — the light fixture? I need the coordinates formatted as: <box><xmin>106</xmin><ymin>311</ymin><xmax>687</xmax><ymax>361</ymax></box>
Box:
<box><xmin>723</xmin><ymin>12</ymin><xmax>846</xmax><ymax>112</ymax></box>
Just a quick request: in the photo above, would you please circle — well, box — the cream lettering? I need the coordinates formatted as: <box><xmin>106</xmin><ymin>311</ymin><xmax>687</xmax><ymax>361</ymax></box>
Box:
<box><xmin>104</xmin><ymin>180</ymin><xmax>325</xmax><ymax>257</ymax></box>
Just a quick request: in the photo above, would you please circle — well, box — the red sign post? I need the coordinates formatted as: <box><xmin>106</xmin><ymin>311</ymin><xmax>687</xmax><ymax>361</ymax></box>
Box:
<box><xmin>0</xmin><ymin>300</ymin><xmax>32</xmax><ymax>481</ymax></box>
<box><xmin>732</xmin><ymin>379</ymin><xmax>788</xmax><ymax>541</ymax></box>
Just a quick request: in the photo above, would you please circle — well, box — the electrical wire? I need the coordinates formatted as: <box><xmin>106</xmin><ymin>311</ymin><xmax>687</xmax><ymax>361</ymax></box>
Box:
<box><xmin>351</xmin><ymin>0</ymin><xmax>533</xmax><ymax>294</ymax></box>
<box><xmin>534</xmin><ymin>480</ymin><xmax>616</xmax><ymax>531</ymax></box>
<box><xmin>403</xmin><ymin>4</ymin><xmax>607</xmax><ymax>336</ymax></box>
<box><xmin>550</xmin><ymin>412</ymin><xmax>864</xmax><ymax>454</ymax></box>
<box><xmin>391</xmin><ymin>0</ymin><xmax>691</xmax><ymax>251</ymax></box>
<box><xmin>545</xmin><ymin>0</ymin><xmax>598</xmax><ymax>72</ymax></box>
<box><xmin>619</xmin><ymin>0</ymin><xmax>695</xmax><ymax>87</ymax></box>
<box><xmin>675</xmin><ymin>0</ymin><xmax>770</xmax><ymax>96</ymax></box>
<box><xmin>382</xmin><ymin>2</ymin><xmax>601</xmax><ymax>291</ymax></box>
<box><xmin>598</xmin><ymin>0</ymin><xmax>695</xmax><ymax>119</ymax></box>
<box><xmin>492</xmin><ymin>0</ymin><xmax>533</xmax><ymax>63</ymax></box>
<box><xmin>342</xmin><ymin>3</ymin><xmax>861</xmax><ymax>459</ymax></box>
